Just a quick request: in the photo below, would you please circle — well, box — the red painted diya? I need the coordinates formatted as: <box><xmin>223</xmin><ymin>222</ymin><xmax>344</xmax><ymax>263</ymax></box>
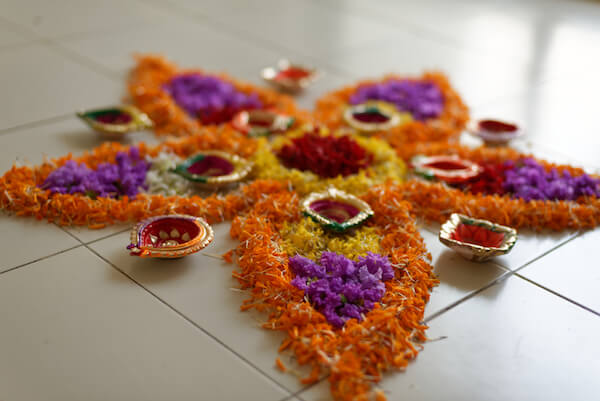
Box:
<box><xmin>231</xmin><ymin>109</ymin><xmax>294</xmax><ymax>137</ymax></box>
<box><xmin>172</xmin><ymin>150</ymin><xmax>253</xmax><ymax>188</ymax></box>
<box><xmin>127</xmin><ymin>215</ymin><xmax>214</xmax><ymax>258</ymax></box>
<box><xmin>343</xmin><ymin>101</ymin><xmax>410</xmax><ymax>133</ymax></box>
<box><xmin>261</xmin><ymin>60</ymin><xmax>319</xmax><ymax>92</ymax></box>
<box><xmin>302</xmin><ymin>188</ymin><xmax>374</xmax><ymax>232</ymax></box>
<box><xmin>411</xmin><ymin>155</ymin><xmax>482</xmax><ymax>184</ymax></box>
<box><xmin>77</xmin><ymin>105</ymin><xmax>152</xmax><ymax>137</ymax></box>
<box><xmin>467</xmin><ymin>118</ymin><xmax>523</xmax><ymax>146</ymax></box>
<box><xmin>439</xmin><ymin>213</ymin><xmax>517</xmax><ymax>262</ymax></box>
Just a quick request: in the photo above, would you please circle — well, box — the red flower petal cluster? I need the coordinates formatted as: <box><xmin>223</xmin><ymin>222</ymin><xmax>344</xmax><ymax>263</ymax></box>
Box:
<box><xmin>456</xmin><ymin>161</ymin><xmax>509</xmax><ymax>195</ymax></box>
<box><xmin>276</xmin><ymin>131</ymin><xmax>373</xmax><ymax>178</ymax></box>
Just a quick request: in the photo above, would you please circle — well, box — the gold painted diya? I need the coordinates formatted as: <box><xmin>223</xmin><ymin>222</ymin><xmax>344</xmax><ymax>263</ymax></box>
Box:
<box><xmin>343</xmin><ymin>101</ymin><xmax>410</xmax><ymax>133</ymax></box>
<box><xmin>467</xmin><ymin>118</ymin><xmax>523</xmax><ymax>146</ymax></box>
<box><xmin>231</xmin><ymin>109</ymin><xmax>295</xmax><ymax>137</ymax></box>
<box><xmin>261</xmin><ymin>59</ymin><xmax>319</xmax><ymax>92</ymax></box>
<box><xmin>411</xmin><ymin>155</ymin><xmax>482</xmax><ymax>184</ymax></box>
<box><xmin>127</xmin><ymin>214</ymin><xmax>214</xmax><ymax>258</ymax></box>
<box><xmin>172</xmin><ymin>150</ymin><xmax>253</xmax><ymax>188</ymax></box>
<box><xmin>439</xmin><ymin>213</ymin><xmax>517</xmax><ymax>262</ymax></box>
<box><xmin>302</xmin><ymin>188</ymin><xmax>374</xmax><ymax>232</ymax></box>
<box><xmin>76</xmin><ymin>105</ymin><xmax>152</xmax><ymax>137</ymax></box>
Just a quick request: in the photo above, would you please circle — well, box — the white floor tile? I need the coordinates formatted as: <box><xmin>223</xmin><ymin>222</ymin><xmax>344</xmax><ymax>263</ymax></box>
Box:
<box><xmin>0</xmin><ymin>213</ymin><xmax>80</xmax><ymax>273</ymax></box>
<box><xmin>422</xmin><ymin>222</ymin><xmax>577</xmax><ymax>273</ymax></box>
<box><xmin>0</xmin><ymin>18</ymin><xmax>36</xmax><ymax>48</ymax></box>
<box><xmin>0</xmin><ymin>0</ymin><xmax>171</xmax><ymax>39</ymax></box>
<box><xmin>89</xmin><ymin>224</ymin><xmax>310</xmax><ymax>393</ymax></box>
<box><xmin>171</xmin><ymin>0</ymin><xmax>404</xmax><ymax>61</ymax></box>
<box><xmin>0</xmin><ymin>44</ymin><xmax>123</xmax><ymax>131</ymax></box>
<box><xmin>299</xmin><ymin>275</ymin><xmax>600</xmax><ymax>401</ymax></box>
<box><xmin>472</xmin><ymin>76</ymin><xmax>600</xmax><ymax>169</ymax></box>
<box><xmin>0</xmin><ymin>117</ymin><xmax>158</xmax><ymax>172</ymax></box>
<box><xmin>519</xmin><ymin>228</ymin><xmax>600</xmax><ymax>314</ymax></box>
<box><xmin>57</xmin><ymin>12</ymin><xmax>350</xmax><ymax>101</ymax></box>
<box><xmin>0</xmin><ymin>246</ymin><xmax>290</xmax><ymax>401</ymax></box>
<box><xmin>420</xmin><ymin>229</ymin><xmax>507</xmax><ymax>319</ymax></box>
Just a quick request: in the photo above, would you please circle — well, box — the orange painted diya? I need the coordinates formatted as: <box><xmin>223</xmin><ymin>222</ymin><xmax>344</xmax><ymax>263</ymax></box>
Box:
<box><xmin>127</xmin><ymin>215</ymin><xmax>214</xmax><ymax>258</ymax></box>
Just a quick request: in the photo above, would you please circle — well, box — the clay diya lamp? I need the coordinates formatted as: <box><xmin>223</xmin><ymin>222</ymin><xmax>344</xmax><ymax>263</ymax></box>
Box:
<box><xmin>172</xmin><ymin>150</ymin><xmax>253</xmax><ymax>188</ymax></box>
<box><xmin>343</xmin><ymin>101</ymin><xmax>411</xmax><ymax>133</ymax></box>
<box><xmin>127</xmin><ymin>214</ymin><xmax>214</xmax><ymax>258</ymax></box>
<box><xmin>411</xmin><ymin>155</ymin><xmax>482</xmax><ymax>184</ymax></box>
<box><xmin>467</xmin><ymin>118</ymin><xmax>523</xmax><ymax>146</ymax></box>
<box><xmin>302</xmin><ymin>188</ymin><xmax>374</xmax><ymax>232</ymax></box>
<box><xmin>439</xmin><ymin>213</ymin><xmax>517</xmax><ymax>262</ymax></box>
<box><xmin>261</xmin><ymin>60</ymin><xmax>319</xmax><ymax>92</ymax></box>
<box><xmin>77</xmin><ymin>105</ymin><xmax>152</xmax><ymax>138</ymax></box>
<box><xmin>231</xmin><ymin>109</ymin><xmax>295</xmax><ymax>137</ymax></box>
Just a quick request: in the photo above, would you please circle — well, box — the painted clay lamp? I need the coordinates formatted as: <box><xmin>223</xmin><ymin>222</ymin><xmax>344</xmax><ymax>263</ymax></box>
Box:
<box><xmin>172</xmin><ymin>150</ymin><xmax>253</xmax><ymax>188</ymax></box>
<box><xmin>302</xmin><ymin>188</ymin><xmax>374</xmax><ymax>232</ymax></box>
<box><xmin>231</xmin><ymin>109</ymin><xmax>294</xmax><ymax>137</ymax></box>
<box><xmin>439</xmin><ymin>213</ymin><xmax>517</xmax><ymax>262</ymax></box>
<box><xmin>77</xmin><ymin>105</ymin><xmax>152</xmax><ymax>138</ymax></box>
<box><xmin>343</xmin><ymin>101</ymin><xmax>410</xmax><ymax>133</ymax></box>
<box><xmin>467</xmin><ymin>118</ymin><xmax>523</xmax><ymax>146</ymax></box>
<box><xmin>261</xmin><ymin>59</ymin><xmax>319</xmax><ymax>92</ymax></box>
<box><xmin>411</xmin><ymin>155</ymin><xmax>482</xmax><ymax>184</ymax></box>
<box><xmin>127</xmin><ymin>214</ymin><xmax>214</xmax><ymax>258</ymax></box>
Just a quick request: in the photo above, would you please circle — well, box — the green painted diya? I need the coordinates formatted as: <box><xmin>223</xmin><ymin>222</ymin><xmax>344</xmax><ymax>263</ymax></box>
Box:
<box><xmin>76</xmin><ymin>105</ymin><xmax>152</xmax><ymax>137</ymax></box>
<box><xmin>343</xmin><ymin>101</ymin><xmax>411</xmax><ymax>133</ymax></box>
<box><xmin>172</xmin><ymin>150</ymin><xmax>253</xmax><ymax>188</ymax></box>
<box><xmin>302</xmin><ymin>188</ymin><xmax>374</xmax><ymax>232</ymax></box>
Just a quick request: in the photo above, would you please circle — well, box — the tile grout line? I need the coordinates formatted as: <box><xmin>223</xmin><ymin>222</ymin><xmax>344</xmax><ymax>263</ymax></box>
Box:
<box><xmin>0</xmin><ymin>113</ymin><xmax>74</xmax><ymax>136</ymax></box>
<box><xmin>279</xmin><ymin>376</ymin><xmax>329</xmax><ymax>401</ymax></box>
<box><xmin>84</xmin><ymin>243</ymin><xmax>296</xmax><ymax>397</ymax></box>
<box><xmin>55</xmin><ymin>224</ymin><xmax>296</xmax><ymax>397</ymax></box>
<box><xmin>423</xmin><ymin>270</ymin><xmax>514</xmax><ymax>323</ymax></box>
<box><xmin>137</xmin><ymin>0</ymin><xmax>357</xmax><ymax>80</ymax></box>
<box><xmin>0</xmin><ymin>244</ymin><xmax>84</xmax><ymax>277</ymax></box>
<box><xmin>512</xmin><ymin>273</ymin><xmax>600</xmax><ymax>318</ymax></box>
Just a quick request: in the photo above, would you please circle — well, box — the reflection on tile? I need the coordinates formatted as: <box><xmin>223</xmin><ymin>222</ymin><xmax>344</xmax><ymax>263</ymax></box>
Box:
<box><xmin>520</xmin><ymin>229</ymin><xmax>600</xmax><ymax>314</ymax></box>
<box><xmin>420</xmin><ymin>229</ymin><xmax>507</xmax><ymax>319</ymax></box>
<box><xmin>299</xmin><ymin>275</ymin><xmax>600</xmax><ymax>401</ymax></box>
<box><xmin>472</xmin><ymin>77</ymin><xmax>600</xmax><ymax>169</ymax></box>
<box><xmin>0</xmin><ymin>117</ymin><xmax>158</xmax><ymax>172</ymax></box>
<box><xmin>0</xmin><ymin>247</ymin><xmax>289</xmax><ymax>401</ymax></box>
<box><xmin>89</xmin><ymin>229</ymin><xmax>309</xmax><ymax>393</ymax></box>
<box><xmin>58</xmin><ymin>17</ymin><xmax>292</xmax><ymax>85</ymax></box>
<box><xmin>0</xmin><ymin>0</ymin><xmax>170</xmax><ymax>39</ymax></box>
<box><xmin>0</xmin><ymin>213</ymin><xmax>80</xmax><ymax>273</ymax></box>
<box><xmin>0</xmin><ymin>44</ymin><xmax>122</xmax><ymax>131</ymax></box>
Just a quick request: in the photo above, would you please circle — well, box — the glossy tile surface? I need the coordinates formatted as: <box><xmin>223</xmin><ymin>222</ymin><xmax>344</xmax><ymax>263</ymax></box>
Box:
<box><xmin>89</xmin><ymin>225</ymin><xmax>310</xmax><ymax>393</ymax></box>
<box><xmin>1</xmin><ymin>0</ymin><xmax>600</xmax><ymax>400</ymax></box>
<box><xmin>519</xmin><ymin>229</ymin><xmax>600</xmax><ymax>314</ymax></box>
<box><xmin>0</xmin><ymin>247</ymin><xmax>290</xmax><ymax>401</ymax></box>
<box><xmin>0</xmin><ymin>44</ymin><xmax>122</xmax><ymax>131</ymax></box>
<box><xmin>299</xmin><ymin>276</ymin><xmax>600</xmax><ymax>401</ymax></box>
